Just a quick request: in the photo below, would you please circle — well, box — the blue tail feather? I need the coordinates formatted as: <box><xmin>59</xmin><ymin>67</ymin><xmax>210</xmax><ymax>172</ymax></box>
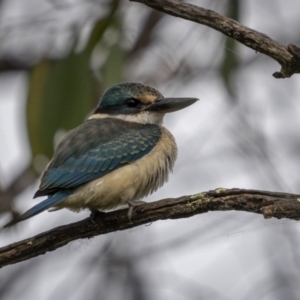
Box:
<box><xmin>4</xmin><ymin>191</ymin><xmax>72</xmax><ymax>228</ymax></box>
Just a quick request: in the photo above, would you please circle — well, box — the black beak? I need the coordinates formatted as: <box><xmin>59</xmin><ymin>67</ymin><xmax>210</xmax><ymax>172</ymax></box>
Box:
<box><xmin>146</xmin><ymin>98</ymin><xmax>199</xmax><ymax>113</ymax></box>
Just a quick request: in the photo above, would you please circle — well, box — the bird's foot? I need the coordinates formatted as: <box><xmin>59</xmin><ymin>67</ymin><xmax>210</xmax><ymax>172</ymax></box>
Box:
<box><xmin>127</xmin><ymin>200</ymin><xmax>146</xmax><ymax>221</ymax></box>
<box><xmin>89</xmin><ymin>210</ymin><xmax>106</xmax><ymax>224</ymax></box>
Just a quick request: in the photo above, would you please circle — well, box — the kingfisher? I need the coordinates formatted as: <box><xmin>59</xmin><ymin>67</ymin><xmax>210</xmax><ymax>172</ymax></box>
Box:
<box><xmin>4</xmin><ymin>82</ymin><xmax>198</xmax><ymax>227</ymax></box>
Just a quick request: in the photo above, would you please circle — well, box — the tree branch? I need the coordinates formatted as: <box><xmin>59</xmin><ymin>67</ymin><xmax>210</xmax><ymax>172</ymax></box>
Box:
<box><xmin>129</xmin><ymin>0</ymin><xmax>300</xmax><ymax>78</ymax></box>
<box><xmin>0</xmin><ymin>166</ymin><xmax>38</xmax><ymax>215</ymax></box>
<box><xmin>0</xmin><ymin>58</ymin><xmax>33</xmax><ymax>72</ymax></box>
<box><xmin>1</xmin><ymin>188</ymin><xmax>300</xmax><ymax>268</ymax></box>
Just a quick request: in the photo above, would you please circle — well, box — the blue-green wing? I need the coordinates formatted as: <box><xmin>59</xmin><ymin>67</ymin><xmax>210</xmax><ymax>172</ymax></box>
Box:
<box><xmin>35</xmin><ymin>118</ymin><xmax>161</xmax><ymax>196</ymax></box>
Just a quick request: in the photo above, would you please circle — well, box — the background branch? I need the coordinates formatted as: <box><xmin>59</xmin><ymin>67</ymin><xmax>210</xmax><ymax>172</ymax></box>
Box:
<box><xmin>0</xmin><ymin>166</ymin><xmax>38</xmax><ymax>215</ymax></box>
<box><xmin>130</xmin><ymin>0</ymin><xmax>300</xmax><ymax>78</ymax></box>
<box><xmin>1</xmin><ymin>188</ymin><xmax>300</xmax><ymax>268</ymax></box>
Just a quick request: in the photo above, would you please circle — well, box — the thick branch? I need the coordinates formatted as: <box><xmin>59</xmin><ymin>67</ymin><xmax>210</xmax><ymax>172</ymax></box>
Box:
<box><xmin>1</xmin><ymin>188</ymin><xmax>300</xmax><ymax>268</ymax></box>
<box><xmin>130</xmin><ymin>0</ymin><xmax>300</xmax><ymax>78</ymax></box>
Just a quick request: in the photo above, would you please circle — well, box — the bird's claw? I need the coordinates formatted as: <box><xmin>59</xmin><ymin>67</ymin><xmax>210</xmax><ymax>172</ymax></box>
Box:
<box><xmin>127</xmin><ymin>200</ymin><xmax>146</xmax><ymax>221</ymax></box>
<box><xmin>89</xmin><ymin>210</ymin><xmax>106</xmax><ymax>224</ymax></box>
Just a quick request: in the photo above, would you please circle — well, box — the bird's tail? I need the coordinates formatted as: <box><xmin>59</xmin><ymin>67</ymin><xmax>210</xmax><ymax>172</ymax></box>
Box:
<box><xmin>3</xmin><ymin>191</ymin><xmax>71</xmax><ymax>228</ymax></box>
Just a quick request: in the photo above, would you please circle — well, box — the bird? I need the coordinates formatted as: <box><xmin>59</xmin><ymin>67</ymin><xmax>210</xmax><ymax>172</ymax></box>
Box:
<box><xmin>4</xmin><ymin>82</ymin><xmax>198</xmax><ymax>227</ymax></box>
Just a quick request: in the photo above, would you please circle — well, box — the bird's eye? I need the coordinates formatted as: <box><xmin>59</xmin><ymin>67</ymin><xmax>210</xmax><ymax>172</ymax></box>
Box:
<box><xmin>126</xmin><ymin>99</ymin><xmax>139</xmax><ymax>108</ymax></box>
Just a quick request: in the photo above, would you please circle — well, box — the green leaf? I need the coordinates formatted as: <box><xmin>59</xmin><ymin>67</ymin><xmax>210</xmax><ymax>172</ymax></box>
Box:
<box><xmin>86</xmin><ymin>0</ymin><xmax>120</xmax><ymax>55</ymax></box>
<box><xmin>27</xmin><ymin>50</ymin><xmax>94</xmax><ymax>160</ymax></box>
<box><xmin>220</xmin><ymin>0</ymin><xmax>239</xmax><ymax>99</ymax></box>
<box><xmin>26</xmin><ymin>0</ymin><xmax>122</xmax><ymax>165</ymax></box>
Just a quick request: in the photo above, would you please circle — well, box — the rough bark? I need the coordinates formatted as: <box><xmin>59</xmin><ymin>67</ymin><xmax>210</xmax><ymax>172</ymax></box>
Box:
<box><xmin>1</xmin><ymin>188</ymin><xmax>300</xmax><ymax>268</ymax></box>
<box><xmin>130</xmin><ymin>0</ymin><xmax>300</xmax><ymax>78</ymax></box>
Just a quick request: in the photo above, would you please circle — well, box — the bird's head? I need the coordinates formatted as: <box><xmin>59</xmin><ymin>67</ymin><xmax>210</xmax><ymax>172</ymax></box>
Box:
<box><xmin>92</xmin><ymin>82</ymin><xmax>198</xmax><ymax>124</ymax></box>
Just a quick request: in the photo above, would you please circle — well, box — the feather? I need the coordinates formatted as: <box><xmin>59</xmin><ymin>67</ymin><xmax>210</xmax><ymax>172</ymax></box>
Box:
<box><xmin>36</xmin><ymin>118</ymin><xmax>161</xmax><ymax>195</ymax></box>
<box><xmin>4</xmin><ymin>191</ymin><xmax>72</xmax><ymax>227</ymax></box>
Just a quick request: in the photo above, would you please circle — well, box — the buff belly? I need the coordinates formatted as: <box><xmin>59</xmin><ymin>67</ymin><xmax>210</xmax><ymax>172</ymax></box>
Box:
<box><xmin>54</xmin><ymin>126</ymin><xmax>178</xmax><ymax>212</ymax></box>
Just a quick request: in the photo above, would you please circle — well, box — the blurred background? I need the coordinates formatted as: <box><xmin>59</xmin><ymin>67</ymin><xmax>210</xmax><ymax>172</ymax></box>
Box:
<box><xmin>1</xmin><ymin>0</ymin><xmax>300</xmax><ymax>299</ymax></box>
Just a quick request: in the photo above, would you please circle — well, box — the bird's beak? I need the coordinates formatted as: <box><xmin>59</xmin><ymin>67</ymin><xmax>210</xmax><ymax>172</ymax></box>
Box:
<box><xmin>146</xmin><ymin>98</ymin><xmax>199</xmax><ymax>113</ymax></box>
